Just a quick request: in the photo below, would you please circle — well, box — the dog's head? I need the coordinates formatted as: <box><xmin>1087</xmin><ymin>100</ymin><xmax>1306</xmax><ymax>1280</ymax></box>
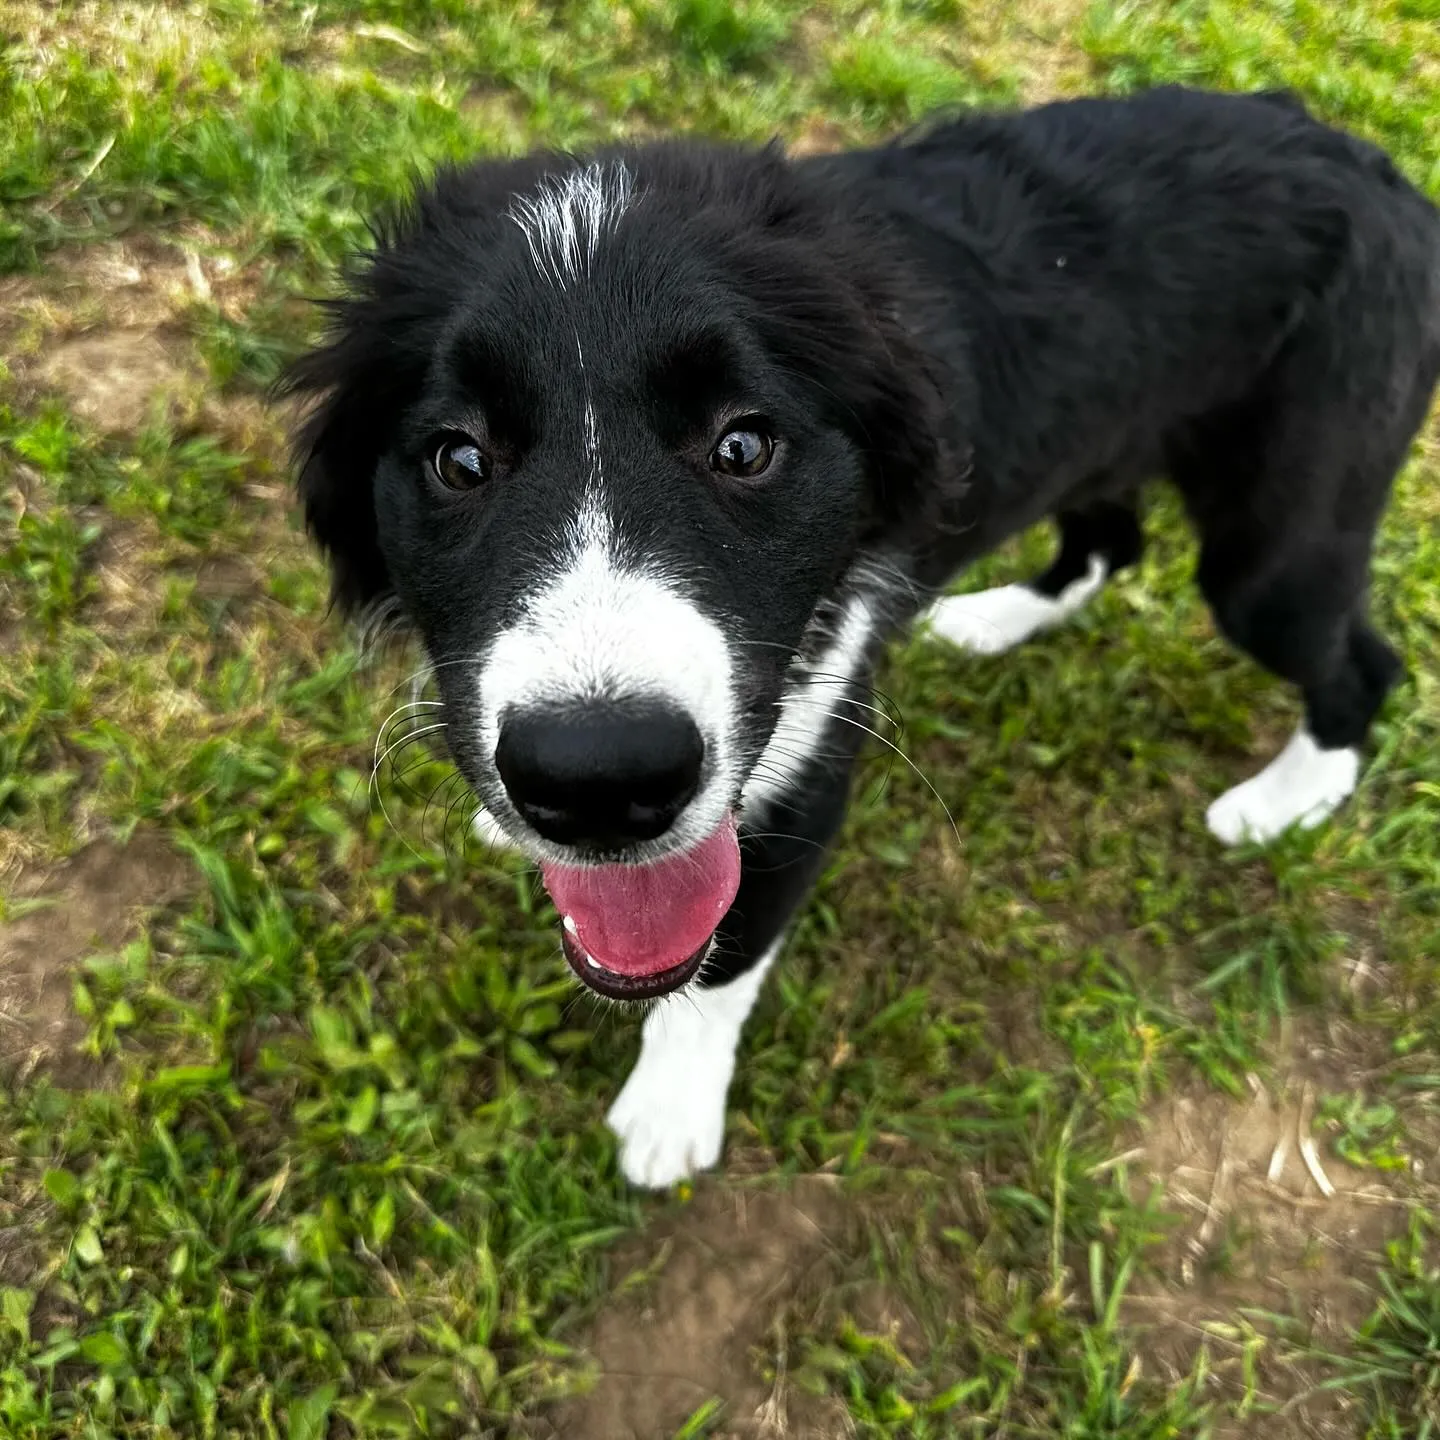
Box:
<box><xmin>284</xmin><ymin>142</ymin><xmax>950</xmax><ymax>999</ymax></box>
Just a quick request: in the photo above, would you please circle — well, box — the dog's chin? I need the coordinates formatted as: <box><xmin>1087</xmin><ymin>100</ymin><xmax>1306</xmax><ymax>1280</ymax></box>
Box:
<box><xmin>562</xmin><ymin>928</ymin><xmax>711</xmax><ymax>1000</ymax></box>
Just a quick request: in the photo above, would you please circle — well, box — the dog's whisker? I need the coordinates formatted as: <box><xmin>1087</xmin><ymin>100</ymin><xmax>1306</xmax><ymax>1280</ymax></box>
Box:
<box><xmin>373</xmin><ymin>702</ymin><xmax>446</xmax><ymax>765</ymax></box>
<box><xmin>767</xmin><ymin>687</ymin><xmax>902</xmax><ymax>732</ymax></box>
<box><xmin>371</xmin><ymin>722</ymin><xmax>447</xmax><ymax>801</ymax></box>
<box><xmin>376</xmin><ymin>656</ymin><xmax>477</xmax><ymax>702</ymax></box>
<box><xmin>419</xmin><ymin>769</ymin><xmax>469</xmax><ymax>849</ymax></box>
<box><xmin>382</xmin><ymin>726</ymin><xmax>450</xmax><ymax>778</ymax></box>
<box><xmin>819</xmin><ymin>710</ymin><xmax>960</xmax><ymax>845</ymax></box>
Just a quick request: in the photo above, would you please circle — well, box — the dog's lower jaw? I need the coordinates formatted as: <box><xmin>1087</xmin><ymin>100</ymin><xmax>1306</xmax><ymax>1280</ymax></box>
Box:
<box><xmin>606</xmin><ymin>942</ymin><xmax>778</xmax><ymax>1188</ymax></box>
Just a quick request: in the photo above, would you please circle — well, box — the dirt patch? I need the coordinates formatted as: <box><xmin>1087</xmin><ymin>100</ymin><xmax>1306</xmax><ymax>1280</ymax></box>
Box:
<box><xmin>87</xmin><ymin>515</ymin><xmax>167</xmax><ymax>631</ymax></box>
<box><xmin>37</xmin><ymin>328</ymin><xmax>187</xmax><ymax>434</ymax></box>
<box><xmin>1127</xmin><ymin>1031</ymin><xmax>1419</xmax><ymax>1436</ymax></box>
<box><xmin>788</xmin><ymin>117</ymin><xmax>851</xmax><ymax>158</ymax></box>
<box><xmin>2</xmin><ymin>234</ymin><xmax>280</xmax><ymax>437</ymax></box>
<box><xmin>1</xmin><ymin>238</ymin><xmax>205</xmax><ymax>342</ymax></box>
<box><xmin>547</xmin><ymin>1177</ymin><xmax>854</xmax><ymax>1440</ymax></box>
<box><xmin>193</xmin><ymin>551</ymin><xmax>263</xmax><ymax>603</ymax></box>
<box><xmin>0</xmin><ymin>833</ymin><xmax>191</xmax><ymax>1085</ymax></box>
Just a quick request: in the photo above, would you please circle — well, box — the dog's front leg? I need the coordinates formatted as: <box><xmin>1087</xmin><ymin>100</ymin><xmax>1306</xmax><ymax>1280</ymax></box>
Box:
<box><xmin>605</xmin><ymin>942</ymin><xmax>780</xmax><ymax>1189</ymax></box>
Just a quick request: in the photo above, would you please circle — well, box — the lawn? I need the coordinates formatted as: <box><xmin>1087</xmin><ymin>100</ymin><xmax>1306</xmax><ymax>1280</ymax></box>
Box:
<box><xmin>1</xmin><ymin>1</ymin><xmax>1439</xmax><ymax>1436</ymax></box>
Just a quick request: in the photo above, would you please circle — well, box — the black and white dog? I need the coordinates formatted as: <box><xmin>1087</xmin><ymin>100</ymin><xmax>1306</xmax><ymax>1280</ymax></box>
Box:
<box><xmin>284</xmin><ymin>87</ymin><xmax>1440</xmax><ymax>1188</ymax></box>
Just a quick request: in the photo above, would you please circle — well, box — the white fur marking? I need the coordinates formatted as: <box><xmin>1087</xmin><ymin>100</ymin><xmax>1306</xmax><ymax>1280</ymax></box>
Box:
<box><xmin>925</xmin><ymin>554</ymin><xmax>1107</xmax><ymax>656</ymax></box>
<box><xmin>574</xmin><ymin>407</ymin><xmax>609</xmax><ymax>552</ymax></box>
<box><xmin>606</xmin><ymin>943</ymin><xmax>779</xmax><ymax>1188</ymax></box>
<box><xmin>472</xmin><ymin>807</ymin><xmax>523</xmax><ymax>854</ymax></box>
<box><xmin>741</xmin><ymin>590</ymin><xmax>877</xmax><ymax>818</ymax></box>
<box><xmin>582</xmin><ymin>399</ymin><xmax>600</xmax><ymax>471</ymax></box>
<box><xmin>479</xmin><ymin>537</ymin><xmax>736</xmax><ymax>860</ymax></box>
<box><xmin>506</xmin><ymin>160</ymin><xmax>634</xmax><ymax>289</ymax></box>
<box><xmin>1205</xmin><ymin>727</ymin><xmax>1360</xmax><ymax>845</ymax></box>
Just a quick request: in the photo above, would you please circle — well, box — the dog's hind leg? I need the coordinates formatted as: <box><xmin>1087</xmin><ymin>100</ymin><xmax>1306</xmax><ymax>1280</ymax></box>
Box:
<box><xmin>1174</xmin><ymin>298</ymin><xmax>1438</xmax><ymax>845</ymax></box>
<box><xmin>1194</xmin><ymin>525</ymin><xmax>1402</xmax><ymax>845</ymax></box>
<box><xmin>924</xmin><ymin>500</ymin><xmax>1142</xmax><ymax>655</ymax></box>
<box><xmin>1172</xmin><ymin>376</ymin><xmax>1427</xmax><ymax>845</ymax></box>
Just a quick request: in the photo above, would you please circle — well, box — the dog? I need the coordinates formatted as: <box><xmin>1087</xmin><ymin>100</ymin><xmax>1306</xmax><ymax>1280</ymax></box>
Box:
<box><xmin>283</xmin><ymin>86</ymin><xmax>1440</xmax><ymax>1189</ymax></box>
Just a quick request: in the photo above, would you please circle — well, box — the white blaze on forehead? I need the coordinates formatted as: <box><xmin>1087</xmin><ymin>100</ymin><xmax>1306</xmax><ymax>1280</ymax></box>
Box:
<box><xmin>487</xmin><ymin>160</ymin><xmax>739</xmax><ymax>856</ymax></box>
<box><xmin>506</xmin><ymin>160</ymin><xmax>636</xmax><ymax>289</ymax></box>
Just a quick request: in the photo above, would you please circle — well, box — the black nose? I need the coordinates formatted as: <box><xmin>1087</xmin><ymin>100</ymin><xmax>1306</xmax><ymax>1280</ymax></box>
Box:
<box><xmin>495</xmin><ymin>701</ymin><xmax>704</xmax><ymax>849</ymax></box>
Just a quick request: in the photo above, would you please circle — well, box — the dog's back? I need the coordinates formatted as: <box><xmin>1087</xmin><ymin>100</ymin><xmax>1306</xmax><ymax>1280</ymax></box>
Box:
<box><xmin>897</xmin><ymin>88</ymin><xmax>1438</xmax><ymax>846</ymax></box>
<box><xmin>806</xmin><ymin>86</ymin><xmax>1440</xmax><ymax>554</ymax></box>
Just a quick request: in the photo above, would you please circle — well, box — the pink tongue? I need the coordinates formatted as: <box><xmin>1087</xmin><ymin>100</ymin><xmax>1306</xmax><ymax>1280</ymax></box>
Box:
<box><xmin>541</xmin><ymin>818</ymin><xmax>741</xmax><ymax>976</ymax></box>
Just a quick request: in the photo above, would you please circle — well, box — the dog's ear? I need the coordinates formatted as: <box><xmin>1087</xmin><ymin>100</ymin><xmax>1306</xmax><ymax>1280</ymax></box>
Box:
<box><xmin>282</xmin><ymin>327</ymin><xmax>396</xmax><ymax>615</ymax></box>
<box><xmin>280</xmin><ymin>156</ymin><xmax>573</xmax><ymax>615</ymax></box>
<box><xmin>279</xmin><ymin>227</ymin><xmax>453</xmax><ymax>615</ymax></box>
<box><xmin>727</xmin><ymin>168</ymin><xmax>961</xmax><ymax>540</ymax></box>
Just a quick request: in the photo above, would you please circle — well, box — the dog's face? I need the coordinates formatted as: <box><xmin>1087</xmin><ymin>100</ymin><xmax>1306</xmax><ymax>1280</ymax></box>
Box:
<box><xmin>286</xmin><ymin>145</ymin><xmax>945</xmax><ymax>999</ymax></box>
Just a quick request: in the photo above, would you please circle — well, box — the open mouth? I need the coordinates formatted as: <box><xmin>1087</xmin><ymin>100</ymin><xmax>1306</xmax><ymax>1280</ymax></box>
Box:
<box><xmin>559</xmin><ymin>925</ymin><xmax>711</xmax><ymax>1000</ymax></box>
<box><xmin>541</xmin><ymin>816</ymin><xmax>742</xmax><ymax>1000</ymax></box>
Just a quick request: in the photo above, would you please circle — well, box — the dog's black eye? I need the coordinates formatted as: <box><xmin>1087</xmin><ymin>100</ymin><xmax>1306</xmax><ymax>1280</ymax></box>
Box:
<box><xmin>710</xmin><ymin>424</ymin><xmax>774</xmax><ymax>478</ymax></box>
<box><xmin>432</xmin><ymin>436</ymin><xmax>488</xmax><ymax>491</ymax></box>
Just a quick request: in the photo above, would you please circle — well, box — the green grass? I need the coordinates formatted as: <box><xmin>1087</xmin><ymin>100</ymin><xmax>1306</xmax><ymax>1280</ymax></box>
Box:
<box><xmin>1</xmin><ymin>0</ymin><xmax>1439</xmax><ymax>1436</ymax></box>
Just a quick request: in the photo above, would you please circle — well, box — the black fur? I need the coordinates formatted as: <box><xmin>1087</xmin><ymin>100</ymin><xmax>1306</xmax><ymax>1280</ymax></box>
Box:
<box><xmin>283</xmin><ymin>85</ymin><xmax>1440</xmax><ymax>991</ymax></box>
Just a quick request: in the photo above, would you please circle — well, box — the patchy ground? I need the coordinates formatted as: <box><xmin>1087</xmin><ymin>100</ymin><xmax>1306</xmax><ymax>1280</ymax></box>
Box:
<box><xmin>549</xmin><ymin>1177</ymin><xmax>854</xmax><ymax>1440</ymax></box>
<box><xmin>0</xmin><ymin>833</ymin><xmax>190</xmax><ymax>1083</ymax></box>
<box><xmin>2</xmin><ymin>2</ymin><xmax>1439</xmax><ymax>1438</ymax></box>
<box><xmin>1131</xmin><ymin>1052</ymin><xmax>1420</xmax><ymax>1433</ymax></box>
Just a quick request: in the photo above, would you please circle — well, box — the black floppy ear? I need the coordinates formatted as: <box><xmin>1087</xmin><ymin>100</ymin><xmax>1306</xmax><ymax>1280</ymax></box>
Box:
<box><xmin>277</xmin><ymin>179</ymin><xmax>482</xmax><ymax>616</ymax></box>
<box><xmin>279</xmin><ymin>154</ymin><xmax>569</xmax><ymax>615</ymax></box>
<box><xmin>278</xmin><ymin>228</ymin><xmax>452</xmax><ymax>616</ymax></box>
<box><xmin>281</xmin><ymin>331</ymin><xmax>397</xmax><ymax>615</ymax></box>
<box><xmin>722</xmin><ymin>161</ymin><xmax>961</xmax><ymax>540</ymax></box>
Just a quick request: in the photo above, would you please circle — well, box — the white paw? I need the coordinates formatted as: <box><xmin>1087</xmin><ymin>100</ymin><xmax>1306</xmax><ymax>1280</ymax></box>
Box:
<box><xmin>925</xmin><ymin>584</ymin><xmax>1050</xmax><ymax>655</ymax></box>
<box><xmin>605</xmin><ymin>1036</ymin><xmax>734</xmax><ymax>1189</ymax></box>
<box><xmin>924</xmin><ymin>556</ymin><xmax>1106</xmax><ymax>656</ymax></box>
<box><xmin>1206</xmin><ymin>728</ymin><xmax>1359</xmax><ymax>845</ymax></box>
<box><xmin>604</xmin><ymin>947</ymin><xmax>778</xmax><ymax>1189</ymax></box>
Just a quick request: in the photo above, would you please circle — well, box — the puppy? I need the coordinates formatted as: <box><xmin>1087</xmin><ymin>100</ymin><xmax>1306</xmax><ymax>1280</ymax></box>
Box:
<box><xmin>284</xmin><ymin>86</ymin><xmax>1440</xmax><ymax>1188</ymax></box>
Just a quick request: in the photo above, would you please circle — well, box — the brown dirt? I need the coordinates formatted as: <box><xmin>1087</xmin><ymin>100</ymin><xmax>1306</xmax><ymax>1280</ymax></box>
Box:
<box><xmin>788</xmin><ymin>117</ymin><xmax>851</xmax><ymax>159</ymax></box>
<box><xmin>37</xmin><ymin>327</ymin><xmax>188</xmax><ymax>434</ymax></box>
<box><xmin>1</xmin><ymin>234</ymin><xmax>281</xmax><ymax>441</ymax></box>
<box><xmin>0</xmin><ymin>833</ymin><xmax>191</xmax><ymax>1084</ymax></box>
<box><xmin>193</xmin><ymin>550</ymin><xmax>264</xmax><ymax>604</ymax></box>
<box><xmin>1125</xmin><ymin>1021</ymin><xmax>1422</xmax><ymax>1436</ymax></box>
<box><xmin>545</xmin><ymin>1176</ymin><xmax>855</xmax><ymax>1440</ymax></box>
<box><xmin>2</xmin><ymin>238</ymin><xmax>204</xmax><ymax>341</ymax></box>
<box><xmin>88</xmin><ymin>515</ymin><xmax>167</xmax><ymax>632</ymax></box>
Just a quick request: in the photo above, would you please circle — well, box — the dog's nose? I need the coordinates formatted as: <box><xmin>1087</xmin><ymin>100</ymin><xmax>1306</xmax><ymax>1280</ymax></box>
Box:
<box><xmin>495</xmin><ymin>702</ymin><xmax>704</xmax><ymax>848</ymax></box>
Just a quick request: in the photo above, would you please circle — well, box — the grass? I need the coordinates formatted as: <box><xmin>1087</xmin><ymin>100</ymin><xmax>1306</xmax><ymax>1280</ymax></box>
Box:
<box><xmin>1</xmin><ymin>0</ymin><xmax>1438</xmax><ymax>1436</ymax></box>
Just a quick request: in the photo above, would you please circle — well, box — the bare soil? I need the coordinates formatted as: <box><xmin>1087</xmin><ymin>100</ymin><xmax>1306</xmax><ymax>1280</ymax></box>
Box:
<box><xmin>37</xmin><ymin>327</ymin><xmax>188</xmax><ymax>434</ymax></box>
<box><xmin>546</xmin><ymin>1176</ymin><xmax>855</xmax><ymax>1440</ymax></box>
<box><xmin>1128</xmin><ymin>1018</ymin><xmax>1425</xmax><ymax>1436</ymax></box>
<box><xmin>0</xmin><ymin>832</ymin><xmax>191</xmax><ymax>1084</ymax></box>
